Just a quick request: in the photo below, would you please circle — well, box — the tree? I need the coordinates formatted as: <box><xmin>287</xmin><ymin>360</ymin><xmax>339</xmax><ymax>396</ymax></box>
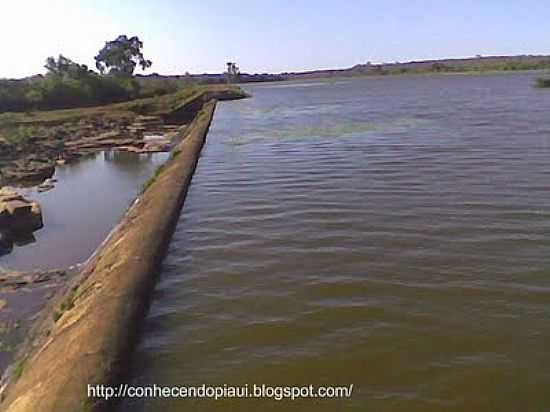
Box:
<box><xmin>226</xmin><ymin>62</ymin><xmax>240</xmax><ymax>83</ymax></box>
<box><xmin>431</xmin><ymin>62</ymin><xmax>447</xmax><ymax>72</ymax></box>
<box><xmin>95</xmin><ymin>35</ymin><xmax>152</xmax><ymax>76</ymax></box>
<box><xmin>45</xmin><ymin>55</ymin><xmax>89</xmax><ymax>78</ymax></box>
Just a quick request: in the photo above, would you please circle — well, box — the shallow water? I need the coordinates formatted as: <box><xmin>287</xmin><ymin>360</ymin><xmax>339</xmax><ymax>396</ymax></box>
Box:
<box><xmin>121</xmin><ymin>73</ymin><xmax>550</xmax><ymax>411</ymax></box>
<box><xmin>0</xmin><ymin>151</ymin><xmax>168</xmax><ymax>271</ymax></box>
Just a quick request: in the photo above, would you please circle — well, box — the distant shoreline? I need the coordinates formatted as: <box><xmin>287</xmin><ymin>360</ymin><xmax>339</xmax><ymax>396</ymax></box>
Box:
<box><xmin>4</xmin><ymin>55</ymin><xmax>550</xmax><ymax>84</ymax></box>
<box><xmin>236</xmin><ymin>69</ymin><xmax>549</xmax><ymax>87</ymax></box>
<box><xmin>137</xmin><ymin>54</ymin><xmax>550</xmax><ymax>84</ymax></box>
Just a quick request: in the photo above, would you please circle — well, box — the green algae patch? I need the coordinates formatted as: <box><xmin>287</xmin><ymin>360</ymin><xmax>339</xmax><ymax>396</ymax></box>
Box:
<box><xmin>52</xmin><ymin>285</ymin><xmax>79</xmax><ymax>322</ymax></box>
<box><xmin>224</xmin><ymin>115</ymin><xmax>431</xmax><ymax>147</ymax></box>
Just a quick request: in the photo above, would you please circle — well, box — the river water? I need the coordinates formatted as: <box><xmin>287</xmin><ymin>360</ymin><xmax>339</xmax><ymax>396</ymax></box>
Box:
<box><xmin>121</xmin><ymin>73</ymin><xmax>550</xmax><ymax>411</ymax></box>
<box><xmin>0</xmin><ymin>151</ymin><xmax>168</xmax><ymax>271</ymax></box>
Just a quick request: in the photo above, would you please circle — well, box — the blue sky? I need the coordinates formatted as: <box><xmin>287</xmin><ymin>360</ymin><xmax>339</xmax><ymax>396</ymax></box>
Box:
<box><xmin>2</xmin><ymin>0</ymin><xmax>550</xmax><ymax>78</ymax></box>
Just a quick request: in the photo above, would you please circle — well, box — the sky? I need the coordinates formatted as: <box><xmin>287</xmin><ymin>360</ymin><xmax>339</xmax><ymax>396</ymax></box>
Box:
<box><xmin>2</xmin><ymin>0</ymin><xmax>550</xmax><ymax>78</ymax></box>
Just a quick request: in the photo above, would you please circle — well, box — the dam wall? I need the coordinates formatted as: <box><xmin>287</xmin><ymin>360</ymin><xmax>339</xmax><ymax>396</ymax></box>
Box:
<box><xmin>0</xmin><ymin>99</ymin><xmax>221</xmax><ymax>412</ymax></box>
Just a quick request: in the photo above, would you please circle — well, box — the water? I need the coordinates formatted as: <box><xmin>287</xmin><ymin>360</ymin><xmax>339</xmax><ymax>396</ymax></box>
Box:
<box><xmin>0</xmin><ymin>151</ymin><xmax>168</xmax><ymax>271</ymax></box>
<box><xmin>121</xmin><ymin>73</ymin><xmax>550</xmax><ymax>411</ymax></box>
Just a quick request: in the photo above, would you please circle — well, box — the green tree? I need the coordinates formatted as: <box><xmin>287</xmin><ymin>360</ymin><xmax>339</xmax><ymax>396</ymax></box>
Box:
<box><xmin>94</xmin><ymin>35</ymin><xmax>152</xmax><ymax>76</ymax></box>
<box><xmin>44</xmin><ymin>55</ymin><xmax>89</xmax><ymax>78</ymax></box>
<box><xmin>431</xmin><ymin>62</ymin><xmax>447</xmax><ymax>72</ymax></box>
<box><xmin>226</xmin><ymin>62</ymin><xmax>240</xmax><ymax>83</ymax></box>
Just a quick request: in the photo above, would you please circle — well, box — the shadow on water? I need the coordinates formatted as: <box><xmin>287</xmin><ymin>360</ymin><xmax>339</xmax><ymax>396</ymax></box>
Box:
<box><xmin>0</xmin><ymin>231</ymin><xmax>37</xmax><ymax>257</ymax></box>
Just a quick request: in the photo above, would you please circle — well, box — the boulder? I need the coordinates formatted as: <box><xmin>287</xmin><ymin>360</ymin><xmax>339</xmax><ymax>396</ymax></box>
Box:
<box><xmin>0</xmin><ymin>269</ymin><xmax>66</xmax><ymax>291</ymax></box>
<box><xmin>0</xmin><ymin>230</ymin><xmax>13</xmax><ymax>255</ymax></box>
<box><xmin>1</xmin><ymin>160</ymin><xmax>55</xmax><ymax>183</ymax></box>
<box><xmin>0</xmin><ymin>188</ymin><xmax>43</xmax><ymax>233</ymax></box>
<box><xmin>37</xmin><ymin>178</ymin><xmax>56</xmax><ymax>192</ymax></box>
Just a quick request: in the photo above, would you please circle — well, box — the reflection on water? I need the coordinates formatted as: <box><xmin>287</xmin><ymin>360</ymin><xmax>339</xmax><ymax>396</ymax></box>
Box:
<box><xmin>122</xmin><ymin>73</ymin><xmax>550</xmax><ymax>411</ymax></box>
<box><xmin>0</xmin><ymin>231</ymin><xmax>37</xmax><ymax>257</ymax></box>
<box><xmin>0</xmin><ymin>151</ymin><xmax>168</xmax><ymax>271</ymax></box>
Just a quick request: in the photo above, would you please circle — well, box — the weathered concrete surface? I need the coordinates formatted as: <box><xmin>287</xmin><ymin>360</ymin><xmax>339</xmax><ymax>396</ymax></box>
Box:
<box><xmin>162</xmin><ymin>86</ymin><xmax>248</xmax><ymax>124</ymax></box>
<box><xmin>0</xmin><ymin>100</ymin><xmax>219</xmax><ymax>412</ymax></box>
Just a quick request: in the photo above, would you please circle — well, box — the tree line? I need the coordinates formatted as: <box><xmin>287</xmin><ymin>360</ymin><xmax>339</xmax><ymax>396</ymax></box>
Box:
<box><xmin>0</xmin><ymin>35</ymin><xmax>178</xmax><ymax>112</ymax></box>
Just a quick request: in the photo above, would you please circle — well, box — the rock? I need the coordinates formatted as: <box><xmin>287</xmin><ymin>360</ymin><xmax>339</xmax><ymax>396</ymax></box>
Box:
<box><xmin>37</xmin><ymin>179</ymin><xmax>55</xmax><ymax>192</ymax></box>
<box><xmin>0</xmin><ymin>188</ymin><xmax>43</xmax><ymax>233</ymax></box>
<box><xmin>0</xmin><ymin>187</ymin><xmax>21</xmax><ymax>200</ymax></box>
<box><xmin>0</xmin><ymin>230</ymin><xmax>13</xmax><ymax>255</ymax></box>
<box><xmin>37</xmin><ymin>185</ymin><xmax>54</xmax><ymax>193</ymax></box>
<box><xmin>0</xmin><ymin>269</ymin><xmax>66</xmax><ymax>291</ymax></box>
<box><xmin>65</xmin><ymin>136</ymin><xmax>141</xmax><ymax>152</ymax></box>
<box><xmin>58</xmin><ymin>152</ymin><xmax>81</xmax><ymax>164</ymax></box>
<box><xmin>12</xmin><ymin>231</ymin><xmax>36</xmax><ymax>247</ymax></box>
<box><xmin>128</xmin><ymin>116</ymin><xmax>165</xmax><ymax>135</ymax></box>
<box><xmin>4</xmin><ymin>200</ymin><xmax>32</xmax><ymax>216</ymax></box>
<box><xmin>143</xmin><ymin>141</ymin><xmax>171</xmax><ymax>152</ymax></box>
<box><xmin>1</xmin><ymin>160</ymin><xmax>55</xmax><ymax>183</ymax></box>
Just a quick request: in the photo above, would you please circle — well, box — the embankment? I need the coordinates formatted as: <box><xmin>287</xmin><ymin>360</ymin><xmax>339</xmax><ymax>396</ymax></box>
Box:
<box><xmin>0</xmin><ymin>99</ymin><xmax>219</xmax><ymax>412</ymax></box>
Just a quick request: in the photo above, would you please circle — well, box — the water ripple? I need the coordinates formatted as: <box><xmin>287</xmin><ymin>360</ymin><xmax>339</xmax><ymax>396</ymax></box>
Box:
<box><xmin>121</xmin><ymin>73</ymin><xmax>550</xmax><ymax>412</ymax></box>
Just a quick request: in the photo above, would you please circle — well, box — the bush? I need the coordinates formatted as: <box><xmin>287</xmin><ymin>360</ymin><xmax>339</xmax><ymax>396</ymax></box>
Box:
<box><xmin>535</xmin><ymin>78</ymin><xmax>550</xmax><ymax>88</ymax></box>
<box><xmin>0</xmin><ymin>73</ymin><xmax>190</xmax><ymax>113</ymax></box>
<box><xmin>0</xmin><ymin>72</ymin><xmax>142</xmax><ymax>112</ymax></box>
<box><xmin>137</xmin><ymin>76</ymin><xmax>182</xmax><ymax>98</ymax></box>
<box><xmin>0</xmin><ymin>55</ymin><xmax>188</xmax><ymax>112</ymax></box>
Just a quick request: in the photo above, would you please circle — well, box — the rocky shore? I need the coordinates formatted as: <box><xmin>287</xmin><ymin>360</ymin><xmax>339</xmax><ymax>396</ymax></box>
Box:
<box><xmin>0</xmin><ymin>86</ymin><xmax>247</xmax><ymax>186</ymax></box>
<box><xmin>0</xmin><ymin>268</ymin><xmax>69</xmax><ymax>377</ymax></box>
<box><xmin>0</xmin><ymin>115</ymin><xmax>174</xmax><ymax>185</ymax></box>
<box><xmin>0</xmin><ymin>270</ymin><xmax>66</xmax><ymax>293</ymax></box>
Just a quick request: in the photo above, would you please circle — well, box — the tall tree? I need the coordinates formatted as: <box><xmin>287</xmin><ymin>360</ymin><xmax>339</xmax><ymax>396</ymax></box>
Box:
<box><xmin>44</xmin><ymin>55</ymin><xmax>89</xmax><ymax>78</ymax></box>
<box><xmin>95</xmin><ymin>35</ymin><xmax>152</xmax><ymax>76</ymax></box>
<box><xmin>226</xmin><ymin>62</ymin><xmax>240</xmax><ymax>83</ymax></box>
